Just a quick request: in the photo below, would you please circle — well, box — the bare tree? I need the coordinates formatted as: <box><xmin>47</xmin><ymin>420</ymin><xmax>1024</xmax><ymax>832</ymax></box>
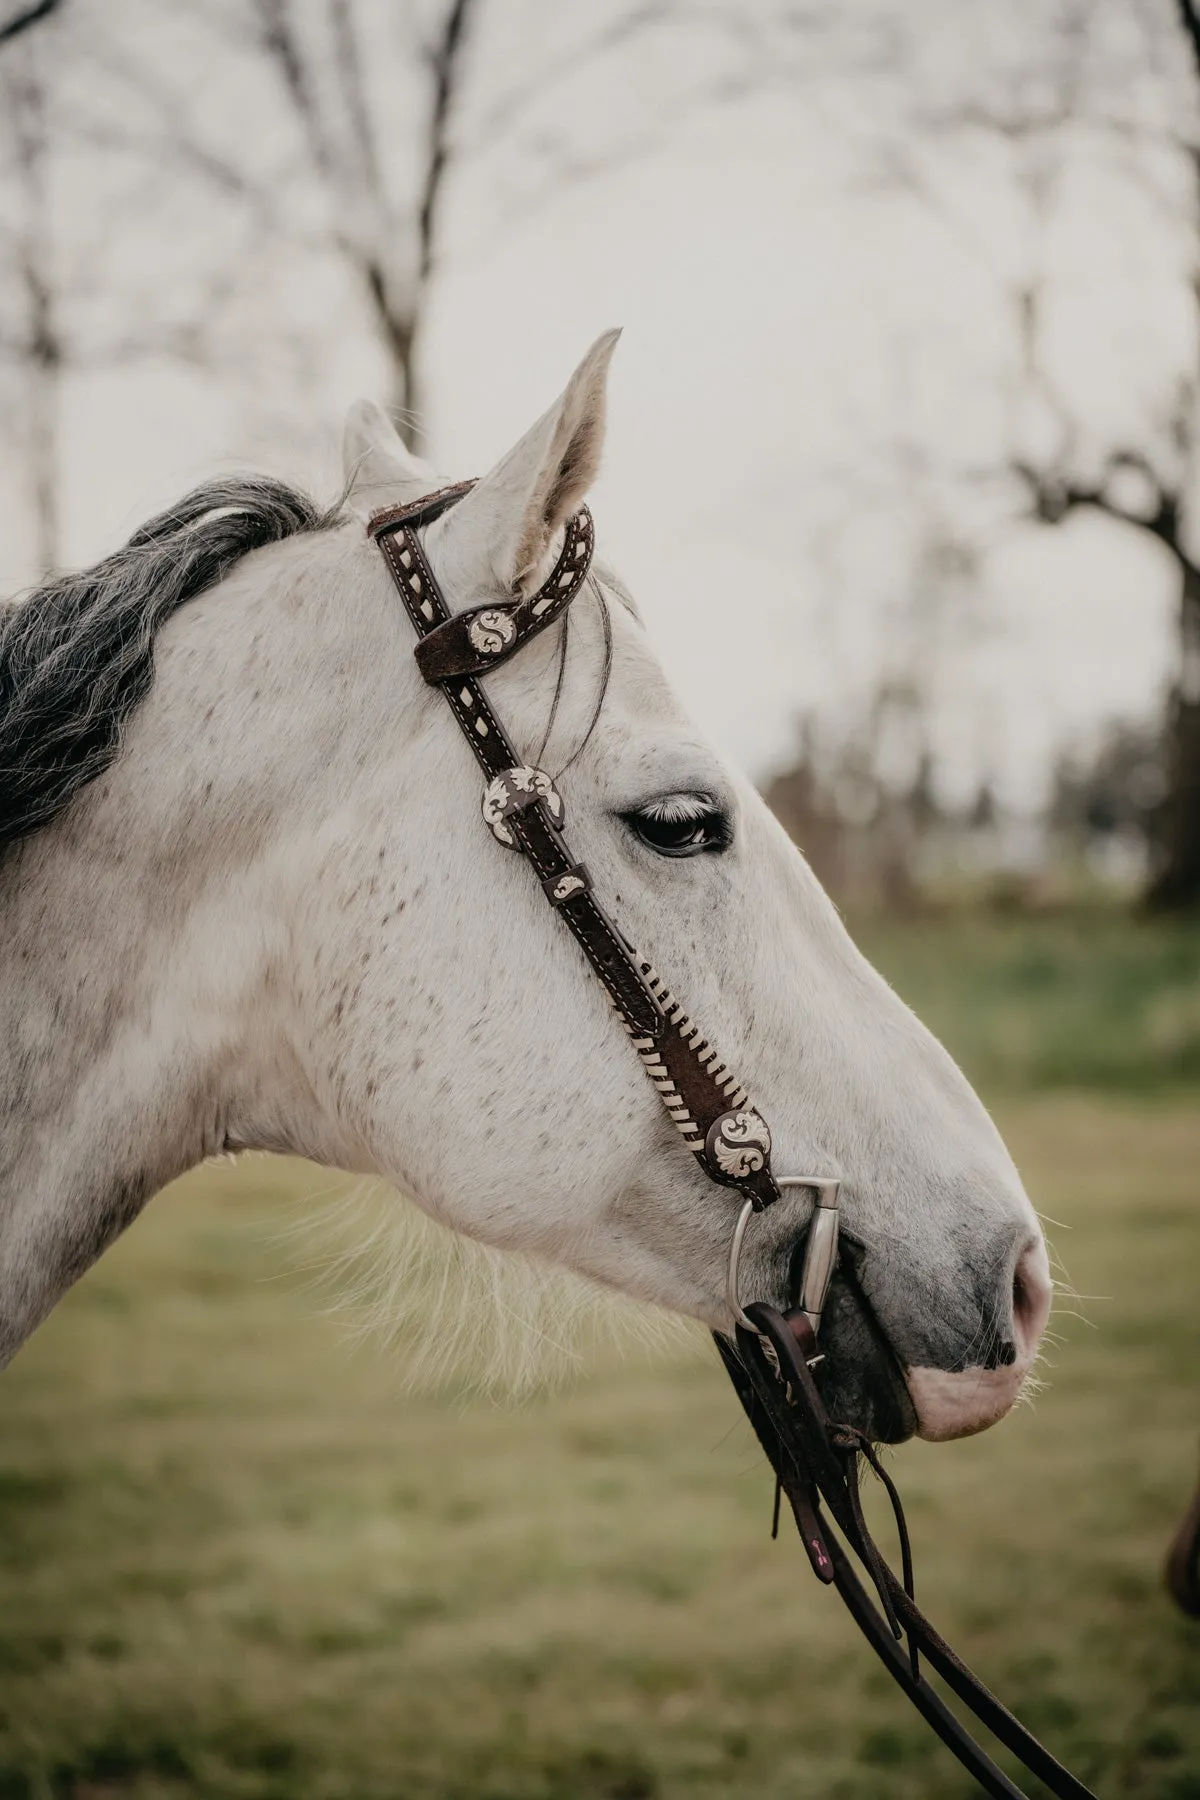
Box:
<box><xmin>69</xmin><ymin>1</ymin><xmax>787</xmax><ymax>450</ymax></box>
<box><xmin>851</xmin><ymin>1</ymin><xmax>1200</xmax><ymax>904</ymax></box>
<box><xmin>249</xmin><ymin>0</ymin><xmax>477</xmax><ymax>440</ymax></box>
<box><xmin>0</xmin><ymin>36</ymin><xmax>60</xmax><ymax>572</ymax></box>
<box><xmin>1016</xmin><ymin>443</ymin><xmax>1200</xmax><ymax>906</ymax></box>
<box><xmin>0</xmin><ymin>0</ymin><xmax>801</xmax><ymax>594</ymax></box>
<box><xmin>1005</xmin><ymin>0</ymin><xmax>1200</xmax><ymax>908</ymax></box>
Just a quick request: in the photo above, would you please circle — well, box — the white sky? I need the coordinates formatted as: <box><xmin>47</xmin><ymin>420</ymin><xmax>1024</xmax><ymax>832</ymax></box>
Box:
<box><xmin>0</xmin><ymin>1</ymin><xmax>1194</xmax><ymax>809</ymax></box>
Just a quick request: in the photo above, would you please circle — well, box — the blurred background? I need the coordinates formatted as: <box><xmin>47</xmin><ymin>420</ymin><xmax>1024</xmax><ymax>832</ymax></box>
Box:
<box><xmin>1</xmin><ymin>2</ymin><xmax>1198</xmax><ymax>1796</ymax></box>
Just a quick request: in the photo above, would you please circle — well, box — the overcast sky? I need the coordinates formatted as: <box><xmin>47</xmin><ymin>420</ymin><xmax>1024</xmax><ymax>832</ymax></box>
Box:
<box><xmin>1</xmin><ymin>0</ymin><xmax>1195</xmax><ymax>808</ymax></box>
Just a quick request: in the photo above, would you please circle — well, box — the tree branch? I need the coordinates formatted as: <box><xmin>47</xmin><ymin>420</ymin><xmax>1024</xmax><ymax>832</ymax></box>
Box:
<box><xmin>255</xmin><ymin>0</ymin><xmax>340</xmax><ymax>186</ymax></box>
<box><xmin>1177</xmin><ymin>0</ymin><xmax>1200</xmax><ymax>83</ymax></box>
<box><xmin>1014</xmin><ymin>455</ymin><xmax>1196</xmax><ymax>573</ymax></box>
<box><xmin>0</xmin><ymin>0</ymin><xmax>61</xmax><ymax>48</ymax></box>
<box><xmin>329</xmin><ymin>0</ymin><xmax>384</xmax><ymax>209</ymax></box>
<box><xmin>418</xmin><ymin>0</ymin><xmax>476</xmax><ymax>284</ymax></box>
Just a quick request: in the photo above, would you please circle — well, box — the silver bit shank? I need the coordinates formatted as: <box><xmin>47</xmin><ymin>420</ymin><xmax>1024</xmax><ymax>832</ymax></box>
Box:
<box><xmin>787</xmin><ymin>1176</ymin><xmax>841</xmax><ymax>1335</ymax></box>
<box><xmin>727</xmin><ymin>1175</ymin><xmax>842</xmax><ymax>1346</ymax></box>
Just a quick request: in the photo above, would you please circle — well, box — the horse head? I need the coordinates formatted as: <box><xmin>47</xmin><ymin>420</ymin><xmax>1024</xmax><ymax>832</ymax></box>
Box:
<box><xmin>0</xmin><ymin>335</ymin><xmax>1049</xmax><ymax>1444</ymax></box>
<box><xmin>324</xmin><ymin>332</ymin><xmax>1050</xmax><ymax>1441</ymax></box>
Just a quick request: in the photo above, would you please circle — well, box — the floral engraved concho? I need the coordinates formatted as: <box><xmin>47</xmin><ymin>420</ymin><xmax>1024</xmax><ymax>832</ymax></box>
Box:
<box><xmin>705</xmin><ymin>1108</ymin><xmax>772</xmax><ymax>1181</ymax></box>
<box><xmin>466</xmin><ymin>607</ymin><xmax>518</xmax><ymax>658</ymax></box>
<box><xmin>481</xmin><ymin>766</ymin><xmax>565</xmax><ymax>847</ymax></box>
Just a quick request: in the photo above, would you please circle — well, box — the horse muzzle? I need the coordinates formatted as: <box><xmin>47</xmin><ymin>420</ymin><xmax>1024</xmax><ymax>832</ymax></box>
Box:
<box><xmin>904</xmin><ymin>1234</ymin><xmax>1052</xmax><ymax>1441</ymax></box>
<box><xmin>725</xmin><ymin>1181</ymin><xmax>1051</xmax><ymax>1446</ymax></box>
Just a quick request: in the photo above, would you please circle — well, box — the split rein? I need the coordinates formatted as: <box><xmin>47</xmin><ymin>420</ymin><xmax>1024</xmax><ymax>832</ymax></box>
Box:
<box><xmin>369</xmin><ymin>488</ymin><xmax>1096</xmax><ymax>1800</ymax></box>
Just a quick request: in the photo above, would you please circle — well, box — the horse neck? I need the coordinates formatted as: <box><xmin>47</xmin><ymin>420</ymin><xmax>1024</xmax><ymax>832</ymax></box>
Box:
<box><xmin>0</xmin><ymin>817</ymin><xmax>193</xmax><ymax>1354</ymax></box>
<box><xmin>0</xmin><ymin>539</ymin><xmax>359</xmax><ymax>1366</ymax></box>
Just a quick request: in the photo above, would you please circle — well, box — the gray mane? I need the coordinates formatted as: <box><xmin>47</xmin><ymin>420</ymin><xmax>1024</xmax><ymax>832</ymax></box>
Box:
<box><xmin>0</xmin><ymin>476</ymin><xmax>337</xmax><ymax>854</ymax></box>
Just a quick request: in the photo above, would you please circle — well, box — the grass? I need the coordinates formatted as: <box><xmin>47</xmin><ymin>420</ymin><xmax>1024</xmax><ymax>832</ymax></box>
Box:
<box><xmin>1</xmin><ymin>913</ymin><xmax>1199</xmax><ymax>1799</ymax></box>
<box><xmin>855</xmin><ymin>907</ymin><xmax>1200</xmax><ymax>1094</ymax></box>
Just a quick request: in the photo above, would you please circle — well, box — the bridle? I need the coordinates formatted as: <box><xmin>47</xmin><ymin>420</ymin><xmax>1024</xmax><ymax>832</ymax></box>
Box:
<box><xmin>371</xmin><ymin>487</ymin><xmax>1097</xmax><ymax>1800</ymax></box>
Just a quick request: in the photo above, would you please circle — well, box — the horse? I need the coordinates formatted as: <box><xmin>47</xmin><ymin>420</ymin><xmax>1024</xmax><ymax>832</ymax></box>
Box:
<box><xmin>0</xmin><ymin>331</ymin><xmax>1051</xmax><ymax>1451</ymax></box>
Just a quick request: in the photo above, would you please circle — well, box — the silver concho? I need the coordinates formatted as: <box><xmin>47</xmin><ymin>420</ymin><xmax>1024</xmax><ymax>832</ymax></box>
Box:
<box><xmin>467</xmin><ymin>608</ymin><xmax>518</xmax><ymax>657</ymax></box>
<box><xmin>482</xmin><ymin>766</ymin><xmax>565</xmax><ymax>847</ymax></box>
<box><xmin>706</xmin><ymin>1108</ymin><xmax>772</xmax><ymax>1181</ymax></box>
<box><xmin>551</xmin><ymin>873</ymin><xmax>585</xmax><ymax>901</ymax></box>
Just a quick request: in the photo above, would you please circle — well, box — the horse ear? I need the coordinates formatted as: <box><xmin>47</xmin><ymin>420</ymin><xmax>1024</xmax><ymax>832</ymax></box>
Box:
<box><xmin>342</xmin><ymin>399</ymin><xmax>437</xmax><ymax>516</ymax></box>
<box><xmin>429</xmin><ymin>330</ymin><xmax>620</xmax><ymax>598</ymax></box>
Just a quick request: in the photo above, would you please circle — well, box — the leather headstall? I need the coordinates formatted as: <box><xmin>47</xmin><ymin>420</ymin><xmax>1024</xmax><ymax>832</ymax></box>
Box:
<box><xmin>370</xmin><ymin>487</ymin><xmax>1097</xmax><ymax>1800</ymax></box>
<box><xmin>370</xmin><ymin>487</ymin><xmax>781</xmax><ymax>1213</ymax></box>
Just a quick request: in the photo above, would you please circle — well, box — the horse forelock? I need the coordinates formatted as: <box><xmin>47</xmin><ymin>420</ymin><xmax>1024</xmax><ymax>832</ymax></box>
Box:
<box><xmin>0</xmin><ymin>475</ymin><xmax>338</xmax><ymax>859</ymax></box>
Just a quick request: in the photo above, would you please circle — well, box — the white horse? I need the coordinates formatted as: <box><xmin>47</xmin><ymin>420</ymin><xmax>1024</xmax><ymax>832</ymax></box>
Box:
<box><xmin>0</xmin><ymin>334</ymin><xmax>1050</xmax><ymax>1442</ymax></box>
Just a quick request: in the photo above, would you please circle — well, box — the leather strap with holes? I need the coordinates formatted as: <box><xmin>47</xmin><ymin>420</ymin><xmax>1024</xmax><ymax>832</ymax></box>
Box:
<box><xmin>369</xmin><ymin>488</ymin><xmax>781</xmax><ymax>1210</ymax></box>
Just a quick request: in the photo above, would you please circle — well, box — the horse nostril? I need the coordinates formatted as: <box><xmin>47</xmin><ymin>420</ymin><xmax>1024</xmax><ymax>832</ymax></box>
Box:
<box><xmin>1011</xmin><ymin>1241</ymin><xmax>1052</xmax><ymax>1360</ymax></box>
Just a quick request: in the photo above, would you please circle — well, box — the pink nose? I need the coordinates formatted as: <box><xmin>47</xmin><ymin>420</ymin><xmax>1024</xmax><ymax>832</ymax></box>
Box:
<box><xmin>906</xmin><ymin>1233</ymin><xmax>1053</xmax><ymax>1442</ymax></box>
<box><xmin>1011</xmin><ymin>1238</ymin><xmax>1052</xmax><ymax>1363</ymax></box>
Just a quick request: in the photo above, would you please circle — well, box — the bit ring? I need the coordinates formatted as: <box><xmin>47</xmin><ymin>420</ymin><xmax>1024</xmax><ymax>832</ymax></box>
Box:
<box><xmin>726</xmin><ymin>1175</ymin><xmax>842</xmax><ymax>1340</ymax></box>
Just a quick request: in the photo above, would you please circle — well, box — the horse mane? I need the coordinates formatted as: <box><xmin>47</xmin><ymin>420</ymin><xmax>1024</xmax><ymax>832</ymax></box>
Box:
<box><xmin>0</xmin><ymin>475</ymin><xmax>337</xmax><ymax>856</ymax></box>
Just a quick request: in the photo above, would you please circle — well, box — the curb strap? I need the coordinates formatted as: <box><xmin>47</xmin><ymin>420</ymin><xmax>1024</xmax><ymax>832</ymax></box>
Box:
<box><xmin>718</xmin><ymin>1307</ymin><xmax>1098</xmax><ymax>1800</ymax></box>
<box><xmin>369</xmin><ymin>491</ymin><xmax>780</xmax><ymax>1211</ymax></box>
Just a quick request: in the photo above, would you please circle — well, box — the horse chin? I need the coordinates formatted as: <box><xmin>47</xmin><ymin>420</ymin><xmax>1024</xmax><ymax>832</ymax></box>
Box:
<box><xmin>812</xmin><ymin>1270</ymin><xmax>918</xmax><ymax>1446</ymax></box>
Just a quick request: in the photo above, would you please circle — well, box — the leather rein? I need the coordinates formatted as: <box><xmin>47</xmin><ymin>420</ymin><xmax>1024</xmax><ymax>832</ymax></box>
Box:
<box><xmin>370</xmin><ymin>487</ymin><xmax>1096</xmax><ymax>1800</ymax></box>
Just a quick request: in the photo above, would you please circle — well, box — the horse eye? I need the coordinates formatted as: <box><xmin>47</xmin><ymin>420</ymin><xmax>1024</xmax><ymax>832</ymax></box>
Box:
<box><xmin>621</xmin><ymin>794</ymin><xmax>732</xmax><ymax>858</ymax></box>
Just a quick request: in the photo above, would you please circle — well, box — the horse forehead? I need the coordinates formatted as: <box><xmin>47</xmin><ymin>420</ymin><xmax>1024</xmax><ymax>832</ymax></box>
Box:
<box><xmin>603</xmin><ymin>600</ymin><xmax>691</xmax><ymax>723</ymax></box>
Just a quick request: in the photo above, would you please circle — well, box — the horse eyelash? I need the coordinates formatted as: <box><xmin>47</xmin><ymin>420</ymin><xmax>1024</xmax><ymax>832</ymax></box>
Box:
<box><xmin>636</xmin><ymin>793</ymin><xmax>721</xmax><ymax>824</ymax></box>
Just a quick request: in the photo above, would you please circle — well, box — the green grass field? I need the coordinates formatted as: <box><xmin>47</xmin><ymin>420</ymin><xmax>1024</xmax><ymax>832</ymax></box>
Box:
<box><xmin>2</xmin><ymin>913</ymin><xmax>1198</xmax><ymax>1799</ymax></box>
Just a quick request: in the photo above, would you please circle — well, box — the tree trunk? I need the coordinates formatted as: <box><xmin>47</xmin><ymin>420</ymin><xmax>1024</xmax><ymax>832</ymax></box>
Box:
<box><xmin>1147</xmin><ymin>557</ymin><xmax>1200</xmax><ymax>908</ymax></box>
<box><xmin>6</xmin><ymin>42</ymin><xmax>59</xmax><ymax>572</ymax></box>
<box><xmin>28</xmin><ymin>329</ymin><xmax>59</xmax><ymax>576</ymax></box>
<box><xmin>362</xmin><ymin>259</ymin><xmax>421</xmax><ymax>448</ymax></box>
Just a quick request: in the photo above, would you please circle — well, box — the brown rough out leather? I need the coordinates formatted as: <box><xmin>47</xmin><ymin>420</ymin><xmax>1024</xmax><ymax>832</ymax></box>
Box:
<box><xmin>412</xmin><ymin>507</ymin><xmax>595</xmax><ymax>683</ymax></box>
<box><xmin>368</xmin><ymin>481</ymin><xmax>476</xmax><ymax>537</ymax></box>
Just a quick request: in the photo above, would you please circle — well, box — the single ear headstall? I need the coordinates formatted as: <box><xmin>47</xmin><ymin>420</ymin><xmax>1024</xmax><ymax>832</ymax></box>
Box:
<box><xmin>370</xmin><ymin>490</ymin><xmax>1095</xmax><ymax>1800</ymax></box>
<box><xmin>370</xmin><ymin>486</ymin><xmax>782</xmax><ymax>1213</ymax></box>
